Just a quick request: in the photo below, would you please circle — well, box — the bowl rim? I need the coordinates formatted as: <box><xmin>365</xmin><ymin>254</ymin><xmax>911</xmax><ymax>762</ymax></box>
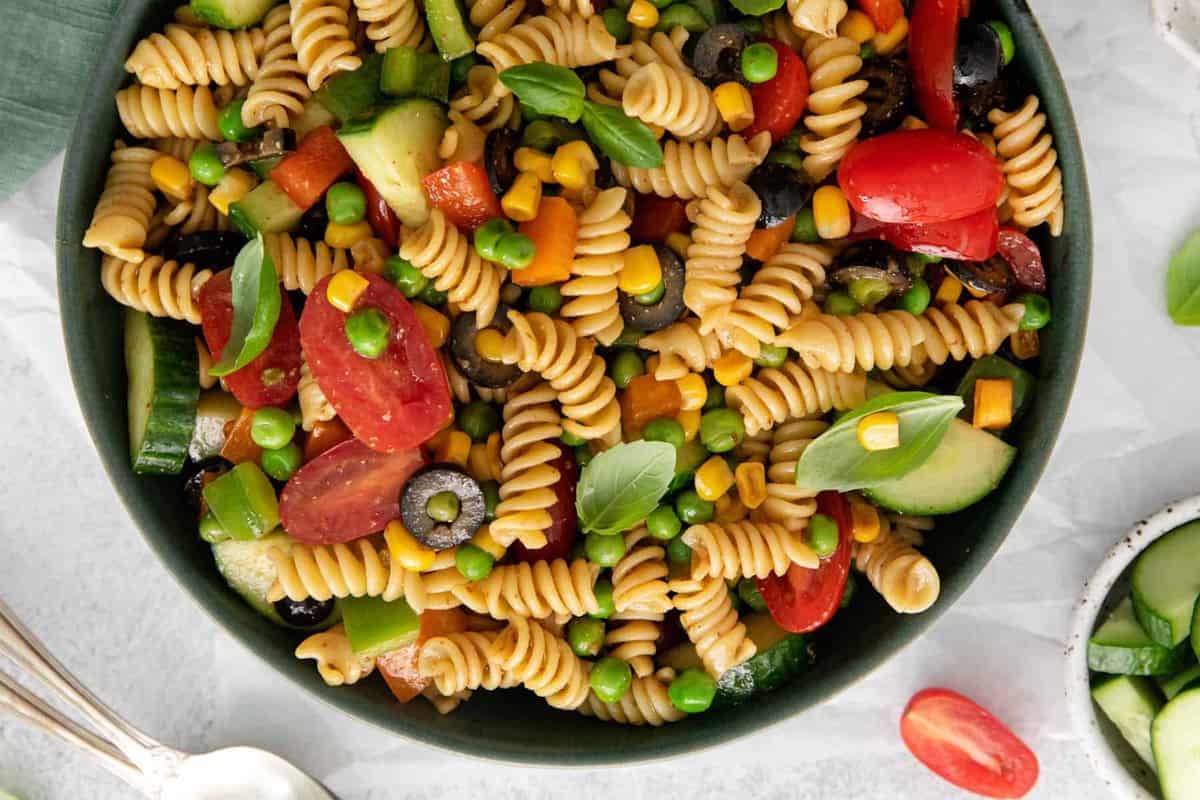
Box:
<box><xmin>1063</xmin><ymin>494</ymin><xmax>1200</xmax><ymax>800</ymax></box>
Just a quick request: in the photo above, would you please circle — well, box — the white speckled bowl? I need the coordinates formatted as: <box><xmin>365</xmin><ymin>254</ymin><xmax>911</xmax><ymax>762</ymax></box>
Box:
<box><xmin>1065</xmin><ymin>494</ymin><xmax>1200</xmax><ymax>800</ymax></box>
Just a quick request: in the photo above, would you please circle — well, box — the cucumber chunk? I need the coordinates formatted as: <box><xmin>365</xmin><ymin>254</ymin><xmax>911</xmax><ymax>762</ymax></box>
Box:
<box><xmin>1153</xmin><ymin>687</ymin><xmax>1200</xmax><ymax>798</ymax></box>
<box><xmin>1092</xmin><ymin>675</ymin><xmax>1162</xmax><ymax>769</ymax></box>
<box><xmin>1160</xmin><ymin>664</ymin><xmax>1200</xmax><ymax>700</ymax></box>
<box><xmin>229</xmin><ymin>179</ymin><xmax>302</xmax><ymax>236</ymax></box>
<box><xmin>190</xmin><ymin>0</ymin><xmax>274</xmax><ymax>28</ymax></box>
<box><xmin>715</xmin><ymin>613</ymin><xmax>809</xmax><ymax>707</ymax></box>
<box><xmin>864</xmin><ymin>418</ymin><xmax>1016</xmax><ymax>515</ymax></box>
<box><xmin>424</xmin><ymin>0</ymin><xmax>475</xmax><ymax>59</ymax></box>
<box><xmin>381</xmin><ymin>47</ymin><xmax>451</xmax><ymax>102</ymax></box>
<box><xmin>212</xmin><ymin>532</ymin><xmax>340</xmax><ymax>630</ymax></box>
<box><xmin>125</xmin><ymin>310</ymin><xmax>199</xmax><ymax>475</ymax></box>
<box><xmin>1132</xmin><ymin>520</ymin><xmax>1200</xmax><ymax>647</ymax></box>
<box><xmin>341</xmin><ymin>595</ymin><xmax>420</xmax><ymax>657</ymax></box>
<box><xmin>313</xmin><ymin>53</ymin><xmax>383</xmax><ymax>123</ymax></box>
<box><xmin>1089</xmin><ymin>598</ymin><xmax>1188</xmax><ymax>676</ymax></box>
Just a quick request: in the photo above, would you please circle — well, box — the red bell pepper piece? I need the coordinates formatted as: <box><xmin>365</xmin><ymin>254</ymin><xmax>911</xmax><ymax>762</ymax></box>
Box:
<box><xmin>858</xmin><ymin>0</ymin><xmax>904</xmax><ymax>34</ymax></box>
<box><xmin>743</xmin><ymin>40</ymin><xmax>810</xmax><ymax>143</ymax></box>
<box><xmin>269</xmin><ymin>126</ymin><xmax>354</xmax><ymax>211</ymax></box>
<box><xmin>421</xmin><ymin>161</ymin><xmax>503</xmax><ymax>232</ymax></box>
<box><xmin>356</xmin><ymin>170</ymin><xmax>399</xmax><ymax>249</ymax></box>
<box><xmin>996</xmin><ymin>228</ymin><xmax>1046</xmax><ymax>292</ymax></box>
<box><xmin>630</xmin><ymin>194</ymin><xmax>689</xmax><ymax>243</ymax></box>
<box><xmin>909</xmin><ymin>0</ymin><xmax>960</xmax><ymax>131</ymax></box>
<box><xmin>851</xmin><ymin>208</ymin><xmax>999</xmax><ymax>261</ymax></box>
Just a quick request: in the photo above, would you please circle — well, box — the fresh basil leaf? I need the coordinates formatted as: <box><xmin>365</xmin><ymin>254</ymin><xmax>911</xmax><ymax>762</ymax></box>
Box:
<box><xmin>580</xmin><ymin>101</ymin><xmax>664</xmax><ymax>168</ymax></box>
<box><xmin>794</xmin><ymin>392</ymin><xmax>964</xmax><ymax>492</ymax></box>
<box><xmin>1168</xmin><ymin>231</ymin><xmax>1200</xmax><ymax>325</ymax></box>
<box><xmin>208</xmin><ymin>233</ymin><xmax>281</xmax><ymax>377</ymax></box>
<box><xmin>500</xmin><ymin>64</ymin><xmax>586</xmax><ymax>123</ymax></box>
<box><xmin>576</xmin><ymin>441</ymin><xmax>676</xmax><ymax>535</ymax></box>
<box><xmin>727</xmin><ymin>0</ymin><xmax>784</xmax><ymax>15</ymax></box>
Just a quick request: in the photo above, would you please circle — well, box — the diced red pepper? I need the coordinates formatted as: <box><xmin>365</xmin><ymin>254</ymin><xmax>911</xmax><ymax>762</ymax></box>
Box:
<box><xmin>621</xmin><ymin>374</ymin><xmax>683</xmax><ymax>439</ymax></box>
<box><xmin>270</xmin><ymin>126</ymin><xmax>354</xmax><ymax>211</ymax></box>
<box><xmin>220</xmin><ymin>408</ymin><xmax>263</xmax><ymax>465</ymax></box>
<box><xmin>746</xmin><ymin>217</ymin><xmax>795</xmax><ymax>262</ymax></box>
<box><xmin>858</xmin><ymin>0</ymin><xmax>904</xmax><ymax>36</ymax></box>
<box><xmin>514</xmin><ymin>197</ymin><xmax>578</xmax><ymax>286</ymax></box>
<box><xmin>743</xmin><ymin>40</ymin><xmax>810</xmax><ymax>143</ymax></box>
<box><xmin>356</xmin><ymin>170</ymin><xmax>399</xmax><ymax>249</ymax></box>
<box><xmin>909</xmin><ymin>0</ymin><xmax>961</xmax><ymax>131</ymax></box>
<box><xmin>851</xmin><ymin>208</ymin><xmax>1000</xmax><ymax>261</ymax></box>
<box><xmin>630</xmin><ymin>194</ymin><xmax>689</xmax><ymax>243</ymax></box>
<box><xmin>422</xmin><ymin>162</ymin><xmax>503</xmax><ymax>232</ymax></box>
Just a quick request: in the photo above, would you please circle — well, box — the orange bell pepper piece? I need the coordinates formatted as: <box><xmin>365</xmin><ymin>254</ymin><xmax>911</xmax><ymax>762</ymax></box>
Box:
<box><xmin>745</xmin><ymin>216</ymin><xmax>795</xmax><ymax>262</ymax></box>
<box><xmin>302</xmin><ymin>418</ymin><xmax>353</xmax><ymax>463</ymax></box>
<box><xmin>220</xmin><ymin>408</ymin><xmax>262</xmax><ymax>465</ymax></box>
<box><xmin>621</xmin><ymin>374</ymin><xmax>683</xmax><ymax>439</ymax></box>
<box><xmin>513</xmin><ymin>197</ymin><xmax>578</xmax><ymax>287</ymax></box>
<box><xmin>377</xmin><ymin>609</ymin><xmax>471</xmax><ymax>704</ymax></box>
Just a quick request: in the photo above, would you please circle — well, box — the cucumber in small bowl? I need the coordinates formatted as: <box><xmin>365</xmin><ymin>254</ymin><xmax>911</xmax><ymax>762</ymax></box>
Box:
<box><xmin>1088</xmin><ymin>597</ymin><xmax>1189</xmax><ymax>676</ymax></box>
<box><xmin>1153</xmin><ymin>687</ymin><xmax>1200</xmax><ymax>799</ymax></box>
<box><xmin>1132</xmin><ymin>520</ymin><xmax>1200</xmax><ymax>648</ymax></box>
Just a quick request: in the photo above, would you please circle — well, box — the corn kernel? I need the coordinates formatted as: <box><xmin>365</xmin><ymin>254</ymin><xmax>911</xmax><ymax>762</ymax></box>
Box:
<box><xmin>715</xmin><ymin>493</ymin><xmax>748</xmax><ymax>523</ymax></box>
<box><xmin>150</xmin><ymin>155</ymin><xmax>194</xmax><ymax>201</ymax></box>
<box><xmin>412</xmin><ymin>301</ymin><xmax>450</xmax><ymax>347</ymax></box>
<box><xmin>384</xmin><ymin>520</ymin><xmax>437</xmax><ymax>571</ymax></box>
<box><xmin>325</xmin><ymin>269</ymin><xmax>370</xmax><ymax>313</ymax></box>
<box><xmin>735</xmin><ymin>462</ymin><xmax>768</xmax><ymax>510</ymax></box>
<box><xmin>695</xmin><ymin>456</ymin><xmax>735</xmax><ymax>502</ymax></box>
<box><xmin>325</xmin><ymin>220</ymin><xmax>373</xmax><ymax>249</ymax></box>
<box><xmin>935</xmin><ymin>274</ymin><xmax>964</xmax><ymax>305</ymax></box>
<box><xmin>436</xmin><ymin>429</ymin><xmax>472</xmax><ymax>467</ymax></box>
<box><xmin>850</xmin><ymin>501</ymin><xmax>881</xmax><ymax>543</ymax></box>
<box><xmin>620</xmin><ymin>245</ymin><xmax>663</xmax><ymax>295</ymax></box>
<box><xmin>208</xmin><ymin>168</ymin><xmax>257</xmax><ymax>216</ymax></box>
<box><xmin>474</xmin><ymin>327</ymin><xmax>507</xmax><ymax>362</ymax></box>
<box><xmin>857</xmin><ymin>411</ymin><xmax>901</xmax><ymax>452</ymax></box>
<box><xmin>1009</xmin><ymin>329</ymin><xmax>1039</xmax><ymax>360</ymax></box>
<box><xmin>552</xmin><ymin>141</ymin><xmax>599</xmax><ymax>191</ymax></box>
<box><xmin>678</xmin><ymin>408</ymin><xmax>701</xmax><ymax>442</ymax></box>
<box><xmin>813</xmin><ymin>185</ymin><xmax>851</xmax><ymax>240</ymax></box>
<box><xmin>626</xmin><ymin>0</ymin><xmax>659</xmax><ymax>28</ymax></box>
<box><xmin>712</xmin><ymin>82</ymin><xmax>755</xmax><ymax>132</ymax></box>
<box><xmin>873</xmin><ymin>16</ymin><xmax>909</xmax><ymax>56</ymax></box>
<box><xmin>665</xmin><ymin>232</ymin><xmax>691</xmax><ymax>259</ymax></box>
<box><xmin>514</xmin><ymin>147</ymin><xmax>555</xmax><ymax>183</ymax></box>
<box><xmin>900</xmin><ymin>116</ymin><xmax>929</xmax><ymax>130</ymax></box>
<box><xmin>838</xmin><ymin>10</ymin><xmax>876</xmax><ymax>43</ymax></box>
<box><xmin>713</xmin><ymin>351</ymin><xmax>753</xmax><ymax>387</ymax></box>
<box><xmin>470</xmin><ymin>524</ymin><xmax>508</xmax><ymax>561</ymax></box>
<box><xmin>501</xmin><ymin>172</ymin><xmax>542</xmax><ymax>222</ymax></box>
<box><xmin>676</xmin><ymin>373</ymin><xmax>708</xmax><ymax>411</ymax></box>
<box><xmin>973</xmin><ymin>378</ymin><xmax>1014</xmax><ymax>430</ymax></box>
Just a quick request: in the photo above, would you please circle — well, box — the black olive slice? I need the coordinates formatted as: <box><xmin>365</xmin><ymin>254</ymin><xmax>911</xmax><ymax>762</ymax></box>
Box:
<box><xmin>450</xmin><ymin>307</ymin><xmax>522</xmax><ymax>389</ymax></box>
<box><xmin>746</xmin><ymin>162</ymin><xmax>816</xmax><ymax>228</ymax></box>
<box><xmin>164</xmin><ymin>232</ymin><xmax>249</xmax><ymax>269</ymax></box>
<box><xmin>485</xmin><ymin>128</ymin><xmax>521</xmax><ymax>198</ymax></box>
<box><xmin>954</xmin><ymin>22</ymin><xmax>1003</xmax><ymax>92</ymax></box>
<box><xmin>184</xmin><ymin>457</ymin><xmax>233</xmax><ymax>517</ymax></box>
<box><xmin>400</xmin><ymin>464</ymin><xmax>487</xmax><ymax>550</ymax></box>
<box><xmin>619</xmin><ymin>244</ymin><xmax>685</xmax><ymax>332</ymax></box>
<box><xmin>216</xmin><ymin>128</ymin><xmax>296</xmax><ymax>168</ymax></box>
<box><xmin>858</xmin><ymin>59</ymin><xmax>912</xmax><ymax>137</ymax></box>
<box><xmin>296</xmin><ymin>201</ymin><xmax>330</xmax><ymax>243</ymax></box>
<box><xmin>693</xmin><ymin>24</ymin><xmax>750</xmax><ymax>85</ymax></box>
<box><xmin>273</xmin><ymin>596</ymin><xmax>336</xmax><ymax>628</ymax></box>
<box><xmin>946</xmin><ymin>256</ymin><xmax>1013</xmax><ymax>296</ymax></box>
<box><xmin>830</xmin><ymin>265</ymin><xmax>912</xmax><ymax>294</ymax></box>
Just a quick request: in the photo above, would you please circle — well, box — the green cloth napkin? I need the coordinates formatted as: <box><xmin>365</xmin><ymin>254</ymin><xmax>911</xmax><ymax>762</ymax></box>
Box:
<box><xmin>0</xmin><ymin>0</ymin><xmax>120</xmax><ymax>199</ymax></box>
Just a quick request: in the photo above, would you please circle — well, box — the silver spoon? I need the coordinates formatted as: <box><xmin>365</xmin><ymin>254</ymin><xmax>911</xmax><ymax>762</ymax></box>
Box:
<box><xmin>0</xmin><ymin>598</ymin><xmax>334</xmax><ymax>799</ymax></box>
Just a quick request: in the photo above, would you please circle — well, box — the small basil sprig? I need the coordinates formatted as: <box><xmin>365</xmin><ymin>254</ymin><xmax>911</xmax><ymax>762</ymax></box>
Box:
<box><xmin>499</xmin><ymin>64</ymin><xmax>663</xmax><ymax>168</ymax></box>
<box><xmin>794</xmin><ymin>392</ymin><xmax>964</xmax><ymax>492</ymax></box>
<box><xmin>576</xmin><ymin>441</ymin><xmax>676</xmax><ymax>535</ymax></box>
<box><xmin>208</xmin><ymin>233</ymin><xmax>281</xmax><ymax>377</ymax></box>
<box><xmin>1168</xmin><ymin>231</ymin><xmax>1200</xmax><ymax>325</ymax></box>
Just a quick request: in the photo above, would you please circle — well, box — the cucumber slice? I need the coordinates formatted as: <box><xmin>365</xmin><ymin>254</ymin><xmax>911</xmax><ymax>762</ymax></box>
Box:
<box><xmin>313</xmin><ymin>53</ymin><xmax>384</xmax><ymax>122</ymax></box>
<box><xmin>1153</xmin><ymin>687</ymin><xmax>1200</xmax><ymax>798</ymax></box>
<box><xmin>229</xmin><ymin>180</ymin><xmax>302</xmax><ymax>236</ymax></box>
<box><xmin>190</xmin><ymin>0</ymin><xmax>274</xmax><ymax>28</ymax></box>
<box><xmin>341</xmin><ymin>595</ymin><xmax>420</xmax><ymax>657</ymax></box>
<box><xmin>212</xmin><ymin>532</ymin><xmax>340</xmax><ymax>630</ymax></box>
<box><xmin>1092</xmin><ymin>675</ymin><xmax>1162</xmax><ymax>768</ymax></box>
<box><xmin>1160</xmin><ymin>664</ymin><xmax>1200</xmax><ymax>700</ymax></box>
<box><xmin>293</xmin><ymin>98</ymin><xmax>338</xmax><ymax>140</ymax></box>
<box><xmin>424</xmin><ymin>0</ymin><xmax>475</xmax><ymax>60</ymax></box>
<box><xmin>1089</xmin><ymin>598</ymin><xmax>1188</xmax><ymax>675</ymax></box>
<box><xmin>715</xmin><ymin>613</ymin><xmax>809</xmax><ymax>707</ymax></box>
<box><xmin>125</xmin><ymin>310</ymin><xmax>199</xmax><ymax>475</ymax></box>
<box><xmin>188</xmin><ymin>389</ymin><xmax>241</xmax><ymax>462</ymax></box>
<box><xmin>1132</xmin><ymin>520</ymin><xmax>1200</xmax><ymax>647</ymax></box>
<box><xmin>864</xmin><ymin>418</ymin><xmax>1016</xmax><ymax>515</ymax></box>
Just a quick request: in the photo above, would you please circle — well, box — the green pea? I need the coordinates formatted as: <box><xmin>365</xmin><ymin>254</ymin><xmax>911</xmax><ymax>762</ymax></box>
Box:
<box><xmin>737</xmin><ymin>578</ymin><xmax>767</xmax><ymax>612</ymax></box>
<box><xmin>848</xmin><ymin>277</ymin><xmax>891</xmax><ymax>310</ymax></box>
<box><xmin>754</xmin><ymin>343</ymin><xmax>789</xmax><ymax>369</ymax></box>
<box><xmin>344</xmin><ymin>307</ymin><xmax>391</xmax><ymax>359</ymax></box>
<box><xmin>602</xmin><ymin>6</ymin><xmax>633</xmax><ymax>41</ymax></box>
<box><xmin>218</xmin><ymin>100</ymin><xmax>260</xmax><ymax>143</ymax></box>
<box><xmin>261</xmin><ymin>442</ymin><xmax>302</xmax><ymax>481</ymax></box>
<box><xmin>188</xmin><ymin>143</ymin><xmax>226</xmax><ymax>187</ymax></box>
<box><xmin>635</xmin><ymin>280</ymin><xmax>666</xmax><ymax>305</ymax></box>
<box><xmin>669</xmin><ymin>668</ymin><xmax>717</xmax><ymax>713</ymax></box>
<box><xmin>528</xmin><ymin>284</ymin><xmax>562</xmax><ymax>314</ymax></box>
<box><xmin>567</xmin><ymin>618</ymin><xmax>606</xmax><ymax>657</ymax></box>
<box><xmin>840</xmin><ymin>571</ymin><xmax>857</xmax><ymax>609</ymax></box>
<box><xmin>481</xmin><ymin>480</ymin><xmax>500</xmax><ymax>521</ymax></box>
<box><xmin>703</xmin><ymin>383</ymin><xmax>725</xmax><ymax>411</ymax></box>
<box><xmin>1015</xmin><ymin>293</ymin><xmax>1051</xmax><ymax>331</ymax></box>
<box><xmin>987</xmin><ymin>20</ymin><xmax>1016</xmax><ymax>65</ymax></box>
<box><xmin>675</xmin><ymin>489</ymin><xmax>714</xmax><ymax>525</ymax></box>
<box><xmin>824</xmin><ymin>291</ymin><xmax>862</xmax><ymax>316</ymax></box>
<box><xmin>807</xmin><ymin>513</ymin><xmax>839</xmax><ymax>558</ymax></box>
<box><xmin>656</xmin><ymin>3</ymin><xmax>709</xmax><ymax>33</ymax></box>
<box><xmin>383</xmin><ymin>256</ymin><xmax>429</xmax><ymax>298</ymax></box>
<box><xmin>585</xmin><ymin>532</ymin><xmax>627</xmax><ymax>567</ymax></box>
<box><xmin>474</xmin><ymin>218</ymin><xmax>513</xmax><ymax>261</ymax></box>
<box><xmin>561</xmin><ymin>429</ymin><xmax>587</xmax><ymax>447</ymax></box>
<box><xmin>457</xmin><ymin>401</ymin><xmax>500</xmax><ymax>442</ymax></box>
<box><xmin>643</xmin><ymin>417</ymin><xmax>685</xmax><ymax>449</ymax></box>
<box><xmin>450</xmin><ymin>53</ymin><xmax>478</xmax><ymax>88</ymax></box>
<box><xmin>198</xmin><ymin>512</ymin><xmax>229</xmax><ymax>543</ymax></box>
<box><xmin>496</xmin><ymin>232</ymin><xmax>536</xmax><ymax>270</ymax></box>
<box><xmin>741</xmin><ymin>42</ymin><xmax>779</xmax><ymax>84</ymax></box>
<box><xmin>667</xmin><ymin>533</ymin><xmax>693</xmax><ymax>564</ymax></box>
<box><xmin>250</xmin><ymin>407</ymin><xmax>296</xmax><ymax>450</ymax></box>
<box><xmin>700</xmin><ymin>408</ymin><xmax>745</xmax><ymax>454</ymax></box>
<box><xmin>455</xmin><ymin>543</ymin><xmax>495</xmax><ymax>580</ymax></box>
<box><xmin>792</xmin><ymin>208</ymin><xmax>819</xmax><ymax>243</ymax></box>
<box><xmin>574</xmin><ymin>443</ymin><xmax>594</xmax><ymax>468</ymax></box>
<box><xmin>646</xmin><ymin>505</ymin><xmax>683</xmax><ymax>541</ymax></box>
<box><xmin>736</xmin><ymin>16</ymin><xmax>765</xmax><ymax>37</ymax></box>
<box><xmin>418</xmin><ymin>283</ymin><xmax>448</xmax><ymax>307</ymax></box>
<box><xmin>520</xmin><ymin>119</ymin><xmax>584</xmax><ymax>152</ymax></box>
<box><xmin>898</xmin><ymin>277</ymin><xmax>931</xmax><ymax>315</ymax></box>
<box><xmin>590</xmin><ymin>657</ymin><xmax>633</xmax><ymax>703</ymax></box>
<box><xmin>590</xmin><ymin>577</ymin><xmax>616</xmax><ymax>618</ymax></box>
<box><xmin>326</xmin><ymin>182</ymin><xmax>366</xmax><ymax>225</ymax></box>
<box><xmin>859</xmin><ymin>42</ymin><xmax>876</xmax><ymax>59</ymax></box>
<box><xmin>609</xmin><ymin>349</ymin><xmax>645</xmax><ymax>389</ymax></box>
<box><xmin>427</xmin><ymin>491</ymin><xmax>461</xmax><ymax>523</ymax></box>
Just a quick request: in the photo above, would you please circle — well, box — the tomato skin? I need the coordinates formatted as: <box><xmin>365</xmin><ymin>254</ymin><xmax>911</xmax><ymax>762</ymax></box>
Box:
<box><xmin>851</xmin><ymin>207</ymin><xmax>999</xmax><ymax>261</ymax></box>
<box><xmin>513</xmin><ymin>448</ymin><xmax>578</xmax><ymax>563</ymax></box>
<box><xmin>301</xmin><ymin>272</ymin><xmax>452</xmax><ymax>452</ymax></box>
<box><xmin>356</xmin><ymin>170</ymin><xmax>399</xmax><ymax>249</ymax></box>
<box><xmin>377</xmin><ymin>609</ymin><xmax>471</xmax><ymax>703</ymax></box>
<box><xmin>198</xmin><ymin>270</ymin><xmax>302</xmax><ymax>409</ymax></box>
<box><xmin>630</xmin><ymin>194</ymin><xmax>689</xmax><ymax>243</ymax></box>
<box><xmin>279</xmin><ymin>438</ymin><xmax>424</xmax><ymax>544</ymax></box>
<box><xmin>270</xmin><ymin>126</ymin><xmax>354</xmax><ymax>211</ymax></box>
<box><xmin>909</xmin><ymin>0</ymin><xmax>960</xmax><ymax>131</ymax></box>
<box><xmin>997</xmin><ymin>228</ymin><xmax>1046</xmax><ymax>292</ymax></box>
<box><xmin>901</xmin><ymin>688</ymin><xmax>1040</xmax><ymax>799</ymax></box>
<box><xmin>743</xmin><ymin>40</ymin><xmax>809</xmax><ymax>143</ymax></box>
<box><xmin>756</xmin><ymin>491</ymin><xmax>852</xmax><ymax>633</ymax></box>
<box><xmin>858</xmin><ymin>0</ymin><xmax>904</xmax><ymax>35</ymax></box>
<box><xmin>422</xmin><ymin>162</ymin><xmax>503</xmax><ymax>232</ymax></box>
<box><xmin>839</xmin><ymin>130</ymin><xmax>1004</xmax><ymax>224</ymax></box>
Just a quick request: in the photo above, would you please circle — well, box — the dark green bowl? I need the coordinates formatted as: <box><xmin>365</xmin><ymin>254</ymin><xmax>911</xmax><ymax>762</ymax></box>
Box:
<box><xmin>56</xmin><ymin>0</ymin><xmax>1090</xmax><ymax>765</ymax></box>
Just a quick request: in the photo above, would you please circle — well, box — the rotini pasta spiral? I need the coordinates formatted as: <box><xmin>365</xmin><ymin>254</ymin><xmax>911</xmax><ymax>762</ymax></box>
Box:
<box><xmin>787</xmin><ymin>0</ymin><xmax>848</xmax><ymax>38</ymax></box>
<box><xmin>161</xmin><ymin>185</ymin><xmax>231</xmax><ymax>235</ymax></box>
<box><xmin>439</xmin><ymin>111</ymin><xmax>487</xmax><ymax>164</ymax></box>
<box><xmin>449</xmin><ymin>66</ymin><xmax>518</xmax><ymax>133</ymax></box>
<box><xmin>776</xmin><ymin>308</ymin><xmax>931</xmax><ymax>374</ymax></box>
<box><xmin>879</xmin><ymin>360</ymin><xmax>939</xmax><ymax>390</ymax></box>
<box><xmin>799</xmin><ymin>35</ymin><xmax>868</xmax><ymax>181</ymax></box>
<box><xmin>500</xmin><ymin>310</ymin><xmax>622</xmax><ymax>442</ymax></box>
<box><xmin>639</xmin><ymin>318</ymin><xmax>724</xmax><ymax>380</ymax></box>
<box><xmin>683</xmin><ymin>182</ymin><xmax>761</xmax><ymax>318</ymax></box>
<box><xmin>116</xmin><ymin>84</ymin><xmax>222</xmax><ymax>140</ymax></box>
<box><xmin>418</xmin><ymin>631</ymin><xmax>517</xmax><ymax>695</ymax></box>
<box><xmin>242</xmin><ymin>4</ymin><xmax>311</xmax><ymax>129</ymax></box>
<box><xmin>352</xmin><ymin>0</ymin><xmax>431</xmax><ymax>52</ymax></box>
<box><xmin>727</xmin><ymin>361</ymin><xmax>867</xmax><ymax>436</ymax></box>
<box><xmin>101</xmin><ymin>255</ymin><xmax>212</xmax><ymax>325</ymax></box>
<box><xmin>989</xmin><ymin>95</ymin><xmax>1065</xmax><ymax>236</ymax></box>
<box><xmin>670</xmin><ymin>576</ymin><xmax>756</xmax><ymax>679</ymax></box>
<box><xmin>452</xmin><ymin>558</ymin><xmax>602</xmax><ymax>620</ymax></box>
<box><xmin>298</xmin><ymin>359</ymin><xmax>336</xmax><ymax>431</ymax></box>
<box><xmin>611</xmin><ymin>527</ymin><xmax>672</xmax><ymax>616</ymax></box>
<box><xmin>611</xmin><ymin>133</ymin><xmax>771</xmax><ymax>200</ymax></box>
<box><xmin>491</xmin><ymin>382</ymin><xmax>561</xmax><ymax>549</ymax></box>
<box><xmin>83</xmin><ymin>144</ymin><xmax>159</xmax><ymax>263</ymax></box>
<box><xmin>763</xmin><ymin>10</ymin><xmax>810</xmax><ymax>51</ymax></box>
<box><xmin>466</xmin><ymin>0</ymin><xmax>526</xmax><ymax>41</ymax></box>
<box><xmin>854</xmin><ymin>510</ymin><xmax>940</xmax><ymax>614</ymax></box>
<box><xmin>488</xmin><ymin>616</ymin><xmax>592</xmax><ymax>709</ymax></box>
<box><xmin>622</xmin><ymin>62</ymin><xmax>721</xmax><ymax>142</ymax></box>
<box><xmin>588</xmin><ymin>27</ymin><xmax>690</xmax><ymax>108</ymax></box>
<box><xmin>296</xmin><ymin>624</ymin><xmax>376</xmax><ymax>687</ymax></box>
<box><xmin>423</xmin><ymin>687</ymin><xmax>472</xmax><ymax>714</ymax></box>
<box><xmin>350</xmin><ymin>236</ymin><xmax>390</xmax><ymax>275</ymax></box>
<box><xmin>541</xmin><ymin>0</ymin><xmax>596</xmax><ymax>16</ymax></box>
<box><xmin>912</xmin><ymin>302</ymin><xmax>1026</xmax><ymax>367</ymax></box>
<box><xmin>755</xmin><ymin>418</ymin><xmax>828</xmax><ymax>529</ymax></box>
<box><xmin>291</xmin><ymin>0</ymin><xmax>362</xmax><ymax>91</ymax></box>
<box><xmin>683</xmin><ymin>520</ymin><xmax>819</xmax><ymax>581</ymax></box>
<box><xmin>580</xmin><ymin>674</ymin><xmax>685</xmax><ymax>725</ymax></box>
<box><xmin>196</xmin><ymin>337</ymin><xmax>217</xmax><ymax>390</ymax></box>
<box><xmin>125</xmin><ymin>24</ymin><xmax>266</xmax><ymax>89</ymax></box>
<box><xmin>399</xmin><ymin>209</ymin><xmax>504</xmax><ymax>327</ymax></box>
<box><xmin>477</xmin><ymin>11</ymin><xmax>621</xmax><ymax>89</ymax></box>
<box><xmin>265</xmin><ymin>233</ymin><xmax>351</xmax><ymax>294</ymax></box>
<box><xmin>605</xmin><ymin>620</ymin><xmax>660</xmax><ymax>678</ymax></box>
<box><xmin>560</xmin><ymin>187</ymin><xmax>631</xmax><ymax>346</ymax></box>
<box><xmin>152</xmin><ymin>137</ymin><xmax>200</xmax><ymax>162</ymax></box>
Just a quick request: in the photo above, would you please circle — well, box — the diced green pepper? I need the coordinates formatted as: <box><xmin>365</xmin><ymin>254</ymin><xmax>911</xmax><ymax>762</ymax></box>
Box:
<box><xmin>202</xmin><ymin>462</ymin><xmax>280</xmax><ymax>541</ymax></box>
<box><xmin>341</xmin><ymin>595</ymin><xmax>420</xmax><ymax>657</ymax></box>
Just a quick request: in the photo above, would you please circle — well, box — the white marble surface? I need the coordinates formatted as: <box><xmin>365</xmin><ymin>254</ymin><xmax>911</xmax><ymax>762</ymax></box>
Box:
<box><xmin>0</xmin><ymin>0</ymin><xmax>1196</xmax><ymax>796</ymax></box>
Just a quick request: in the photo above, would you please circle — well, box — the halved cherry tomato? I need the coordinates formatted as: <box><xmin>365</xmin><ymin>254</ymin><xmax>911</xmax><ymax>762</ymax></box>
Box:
<box><xmin>303</xmin><ymin>418</ymin><xmax>353</xmax><ymax>462</ymax></box>
<box><xmin>377</xmin><ymin>609</ymin><xmax>471</xmax><ymax>703</ymax></box>
<box><xmin>839</xmin><ymin>129</ymin><xmax>1004</xmax><ymax>224</ymax></box>
<box><xmin>279</xmin><ymin>437</ymin><xmax>424</xmax><ymax>544</ymax></box>
<box><xmin>909</xmin><ymin>0</ymin><xmax>960</xmax><ymax>131</ymax></box>
<box><xmin>356</xmin><ymin>170</ymin><xmax>399</xmax><ymax>249</ymax></box>
<box><xmin>513</xmin><ymin>448</ymin><xmax>578</xmax><ymax>563</ymax></box>
<box><xmin>743</xmin><ymin>40</ymin><xmax>810</xmax><ymax>143</ymax></box>
<box><xmin>199</xmin><ymin>270</ymin><xmax>302</xmax><ymax>409</ymax></box>
<box><xmin>756</xmin><ymin>491</ymin><xmax>852</xmax><ymax>633</ymax></box>
<box><xmin>996</xmin><ymin>228</ymin><xmax>1046</xmax><ymax>292</ymax></box>
<box><xmin>851</xmin><ymin>207</ymin><xmax>999</xmax><ymax>261</ymax></box>
<box><xmin>901</xmin><ymin>688</ymin><xmax>1039</xmax><ymax>798</ymax></box>
<box><xmin>858</xmin><ymin>0</ymin><xmax>904</xmax><ymax>35</ymax></box>
<box><xmin>630</xmin><ymin>194</ymin><xmax>689</xmax><ymax>243</ymax></box>
<box><xmin>270</xmin><ymin>126</ymin><xmax>354</xmax><ymax>211</ymax></box>
<box><xmin>301</xmin><ymin>272</ymin><xmax>452</xmax><ymax>452</ymax></box>
<box><xmin>422</xmin><ymin>161</ymin><xmax>503</xmax><ymax>232</ymax></box>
